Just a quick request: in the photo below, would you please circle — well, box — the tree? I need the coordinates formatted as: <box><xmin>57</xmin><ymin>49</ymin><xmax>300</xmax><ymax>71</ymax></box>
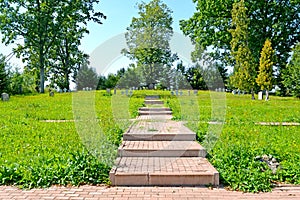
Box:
<box><xmin>117</xmin><ymin>64</ymin><xmax>140</xmax><ymax>89</ymax></box>
<box><xmin>0</xmin><ymin>54</ymin><xmax>9</xmax><ymax>93</ymax></box>
<box><xmin>229</xmin><ymin>0</ymin><xmax>256</xmax><ymax>99</ymax></box>
<box><xmin>76</xmin><ymin>63</ymin><xmax>98</xmax><ymax>90</ymax></box>
<box><xmin>122</xmin><ymin>0</ymin><xmax>177</xmax><ymax>88</ymax></box>
<box><xmin>97</xmin><ymin>75</ymin><xmax>107</xmax><ymax>90</ymax></box>
<box><xmin>180</xmin><ymin>0</ymin><xmax>300</xmax><ymax>93</ymax></box>
<box><xmin>105</xmin><ymin>73</ymin><xmax>119</xmax><ymax>89</ymax></box>
<box><xmin>256</xmin><ymin>39</ymin><xmax>275</xmax><ymax>100</ymax></box>
<box><xmin>0</xmin><ymin>0</ymin><xmax>105</xmax><ymax>93</ymax></box>
<box><xmin>282</xmin><ymin>43</ymin><xmax>300</xmax><ymax>98</ymax></box>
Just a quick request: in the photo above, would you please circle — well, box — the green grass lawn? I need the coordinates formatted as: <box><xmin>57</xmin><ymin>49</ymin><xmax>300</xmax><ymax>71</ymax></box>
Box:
<box><xmin>163</xmin><ymin>91</ymin><xmax>300</xmax><ymax>192</ymax></box>
<box><xmin>0</xmin><ymin>91</ymin><xmax>143</xmax><ymax>188</ymax></box>
<box><xmin>0</xmin><ymin>90</ymin><xmax>299</xmax><ymax>192</ymax></box>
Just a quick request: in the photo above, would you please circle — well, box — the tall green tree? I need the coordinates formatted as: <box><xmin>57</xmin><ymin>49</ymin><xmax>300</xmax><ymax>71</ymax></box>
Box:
<box><xmin>0</xmin><ymin>54</ymin><xmax>9</xmax><ymax>93</ymax></box>
<box><xmin>76</xmin><ymin>63</ymin><xmax>98</xmax><ymax>90</ymax></box>
<box><xmin>180</xmin><ymin>0</ymin><xmax>300</xmax><ymax>93</ymax></box>
<box><xmin>282</xmin><ymin>43</ymin><xmax>300</xmax><ymax>98</ymax></box>
<box><xmin>256</xmin><ymin>39</ymin><xmax>275</xmax><ymax>100</ymax></box>
<box><xmin>122</xmin><ymin>0</ymin><xmax>177</xmax><ymax>88</ymax></box>
<box><xmin>0</xmin><ymin>0</ymin><xmax>105</xmax><ymax>93</ymax></box>
<box><xmin>229</xmin><ymin>0</ymin><xmax>256</xmax><ymax>99</ymax></box>
<box><xmin>117</xmin><ymin>64</ymin><xmax>140</xmax><ymax>89</ymax></box>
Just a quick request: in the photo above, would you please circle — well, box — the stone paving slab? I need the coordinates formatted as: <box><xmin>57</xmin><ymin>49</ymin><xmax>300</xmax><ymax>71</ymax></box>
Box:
<box><xmin>124</xmin><ymin>119</ymin><xmax>195</xmax><ymax>141</ymax></box>
<box><xmin>110</xmin><ymin>157</ymin><xmax>218</xmax><ymax>186</ymax></box>
<box><xmin>256</xmin><ymin>122</ymin><xmax>300</xmax><ymax>126</ymax></box>
<box><xmin>123</xmin><ymin>133</ymin><xmax>195</xmax><ymax>141</ymax></box>
<box><xmin>138</xmin><ymin>111</ymin><xmax>173</xmax><ymax>115</ymax></box>
<box><xmin>139</xmin><ymin>107</ymin><xmax>171</xmax><ymax>111</ymax></box>
<box><xmin>145</xmin><ymin>100</ymin><xmax>164</xmax><ymax>105</ymax></box>
<box><xmin>1</xmin><ymin>185</ymin><xmax>300</xmax><ymax>200</ymax></box>
<box><xmin>118</xmin><ymin>141</ymin><xmax>206</xmax><ymax>157</ymax></box>
<box><xmin>127</xmin><ymin>120</ymin><xmax>195</xmax><ymax>135</ymax></box>
<box><xmin>137</xmin><ymin>115</ymin><xmax>173</xmax><ymax>120</ymax></box>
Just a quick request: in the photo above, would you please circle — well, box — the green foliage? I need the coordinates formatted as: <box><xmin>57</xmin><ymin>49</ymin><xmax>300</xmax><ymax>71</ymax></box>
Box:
<box><xmin>1</xmin><ymin>90</ymin><xmax>299</xmax><ymax>191</ymax></box>
<box><xmin>8</xmin><ymin>68</ymin><xmax>37</xmax><ymax>95</ymax></box>
<box><xmin>122</xmin><ymin>0</ymin><xmax>177</xmax><ymax>88</ymax></box>
<box><xmin>0</xmin><ymin>0</ymin><xmax>105</xmax><ymax>93</ymax></box>
<box><xmin>0</xmin><ymin>151</ymin><xmax>110</xmax><ymax>188</ymax></box>
<box><xmin>229</xmin><ymin>0</ymin><xmax>256</xmax><ymax>95</ymax></box>
<box><xmin>0</xmin><ymin>91</ymin><xmax>142</xmax><ymax>188</ymax></box>
<box><xmin>180</xmin><ymin>0</ymin><xmax>300</xmax><ymax>93</ymax></box>
<box><xmin>282</xmin><ymin>43</ymin><xmax>300</xmax><ymax>98</ymax></box>
<box><xmin>256</xmin><ymin>39</ymin><xmax>275</xmax><ymax>91</ymax></box>
<box><xmin>76</xmin><ymin>64</ymin><xmax>99</xmax><ymax>90</ymax></box>
<box><xmin>166</xmin><ymin>91</ymin><xmax>300</xmax><ymax>192</ymax></box>
<box><xmin>0</xmin><ymin>54</ymin><xmax>9</xmax><ymax>93</ymax></box>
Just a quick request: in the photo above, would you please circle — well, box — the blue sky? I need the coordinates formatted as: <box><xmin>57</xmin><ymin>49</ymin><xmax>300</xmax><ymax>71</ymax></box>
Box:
<box><xmin>81</xmin><ymin>0</ymin><xmax>196</xmax><ymax>53</ymax></box>
<box><xmin>0</xmin><ymin>0</ymin><xmax>196</xmax><ymax>70</ymax></box>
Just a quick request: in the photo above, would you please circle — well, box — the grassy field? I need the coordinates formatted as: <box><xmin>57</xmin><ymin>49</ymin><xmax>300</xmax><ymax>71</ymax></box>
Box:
<box><xmin>0</xmin><ymin>90</ymin><xmax>299</xmax><ymax>192</ymax></box>
<box><xmin>162</xmin><ymin>91</ymin><xmax>300</xmax><ymax>192</ymax></box>
<box><xmin>0</xmin><ymin>91</ymin><xmax>143</xmax><ymax>188</ymax></box>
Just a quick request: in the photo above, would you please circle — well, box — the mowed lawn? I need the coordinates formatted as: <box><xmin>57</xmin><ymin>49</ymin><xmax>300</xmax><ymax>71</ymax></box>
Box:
<box><xmin>164</xmin><ymin>91</ymin><xmax>300</xmax><ymax>192</ymax></box>
<box><xmin>0</xmin><ymin>90</ymin><xmax>299</xmax><ymax>192</ymax></box>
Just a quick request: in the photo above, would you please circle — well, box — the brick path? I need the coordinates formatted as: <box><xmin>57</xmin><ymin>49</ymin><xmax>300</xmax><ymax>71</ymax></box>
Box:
<box><xmin>1</xmin><ymin>185</ymin><xmax>300</xmax><ymax>200</ymax></box>
<box><xmin>110</xmin><ymin>97</ymin><xmax>219</xmax><ymax>186</ymax></box>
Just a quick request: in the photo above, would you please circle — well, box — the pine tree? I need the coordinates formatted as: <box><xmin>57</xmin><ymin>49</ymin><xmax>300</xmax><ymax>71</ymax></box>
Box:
<box><xmin>256</xmin><ymin>39</ymin><xmax>275</xmax><ymax>100</ymax></box>
<box><xmin>229</xmin><ymin>0</ymin><xmax>257</xmax><ymax>99</ymax></box>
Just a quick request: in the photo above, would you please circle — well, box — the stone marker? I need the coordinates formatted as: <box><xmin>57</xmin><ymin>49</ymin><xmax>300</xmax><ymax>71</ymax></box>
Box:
<box><xmin>106</xmin><ymin>88</ymin><xmax>111</xmax><ymax>95</ymax></box>
<box><xmin>194</xmin><ymin>90</ymin><xmax>198</xmax><ymax>95</ymax></box>
<box><xmin>49</xmin><ymin>90</ymin><xmax>54</xmax><ymax>97</ymax></box>
<box><xmin>176</xmin><ymin>90</ymin><xmax>178</xmax><ymax>96</ymax></box>
<box><xmin>258</xmin><ymin>91</ymin><xmax>263</xmax><ymax>100</ymax></box>
<box><xmin>1</xmin><ymin>93</ymin><xmax>9</xmax><ymax>101</ymax></box>
<box><xmin>114</xmin><ymin>88</ymin><xmax>117</xmax><ymax>95</ymax></box>
<box><xmin>63</xmin><ymin>88</ymin><xmax>67</xmax><ymax>93</ymax></box>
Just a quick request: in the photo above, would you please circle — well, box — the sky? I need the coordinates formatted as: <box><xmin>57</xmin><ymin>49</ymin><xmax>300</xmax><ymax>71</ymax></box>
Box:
<box><xmin>0</xmin><ymin>0</ymin><xmax>197</xmax><ymax>74</ymax></box>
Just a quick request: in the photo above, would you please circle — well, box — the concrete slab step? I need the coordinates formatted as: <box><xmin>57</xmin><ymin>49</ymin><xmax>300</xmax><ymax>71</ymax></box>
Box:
<box><xmin>127</xmin><ymin>120</ymin><xmax>196</xmax><ymax>135</ymax></box>
<box><xmin>139</xmin><ymin>107</ymin><xmax>171</xmax><ymax>111</ymax></box>
<box><xmin>118</xmin><ymin>141</ymin><xmax>206</xmax><ymax>157</ymax></box>
<box><xmin>123</xmin><ymin>132</ymin><xmax>196</xmax><ymax>141</ymax></box>
<box><xmin>145</xmin><ymin>95</ymin><xmax>160</xmax><ymax>100</ymax></box>
<box><xmin>138</xmin><ymin>111</ymin><xmax>172</xmax><ymax>115</ymax></box>
<box><xmin>145</xmin><ymin>100</ymin><xmax>164</xmax><ymax>105</ymax></box>
<box><xmin>110</xmin><ymin>157</ymin><xmax>219</xmax><ymax>186</ymax></box>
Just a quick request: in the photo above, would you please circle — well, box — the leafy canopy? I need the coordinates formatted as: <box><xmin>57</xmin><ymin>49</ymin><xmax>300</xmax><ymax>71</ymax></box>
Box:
<box><xmin>256</xmin><ymin>39</ymin><xmax>275</xmax><ymax>91</ymax></box>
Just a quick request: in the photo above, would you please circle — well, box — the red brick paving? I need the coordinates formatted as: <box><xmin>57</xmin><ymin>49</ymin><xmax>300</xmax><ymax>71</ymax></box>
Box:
<box><xmin>1</xmin><ymin>185</ymin><xmax>300</xmax><ymax>200</ymax></box>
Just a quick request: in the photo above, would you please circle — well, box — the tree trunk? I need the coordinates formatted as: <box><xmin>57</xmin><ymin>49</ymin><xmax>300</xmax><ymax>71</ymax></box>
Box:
<box><xmin>64</xmin><ymin>70</ymin><xmax>70</xmax><ymax>90</ymax></box>
<box><xmin>265</xmin><ymin>90</ymin><xmax>269</xmax><ymax>101</ymax></box>
<box><xmin>40</xmin><ymin>66</ymin><xmax>45</xmax><ymax>93</ymax></box>
<box><xmin>251</xmin><ymin>88</ymin><xmax>255</xmax><ymax>100</ymax></box>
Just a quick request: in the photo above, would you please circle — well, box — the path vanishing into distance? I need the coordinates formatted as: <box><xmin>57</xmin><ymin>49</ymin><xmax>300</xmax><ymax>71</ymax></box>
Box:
<box><xmin>1</xmin><ymin>95</ymin><xmax>300</xmax><ymax>199</ymax></box>
<box><xmin>109</xmin><ymin>95</ymin><xmax>219</xmax><ymax>186</ymax></box>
